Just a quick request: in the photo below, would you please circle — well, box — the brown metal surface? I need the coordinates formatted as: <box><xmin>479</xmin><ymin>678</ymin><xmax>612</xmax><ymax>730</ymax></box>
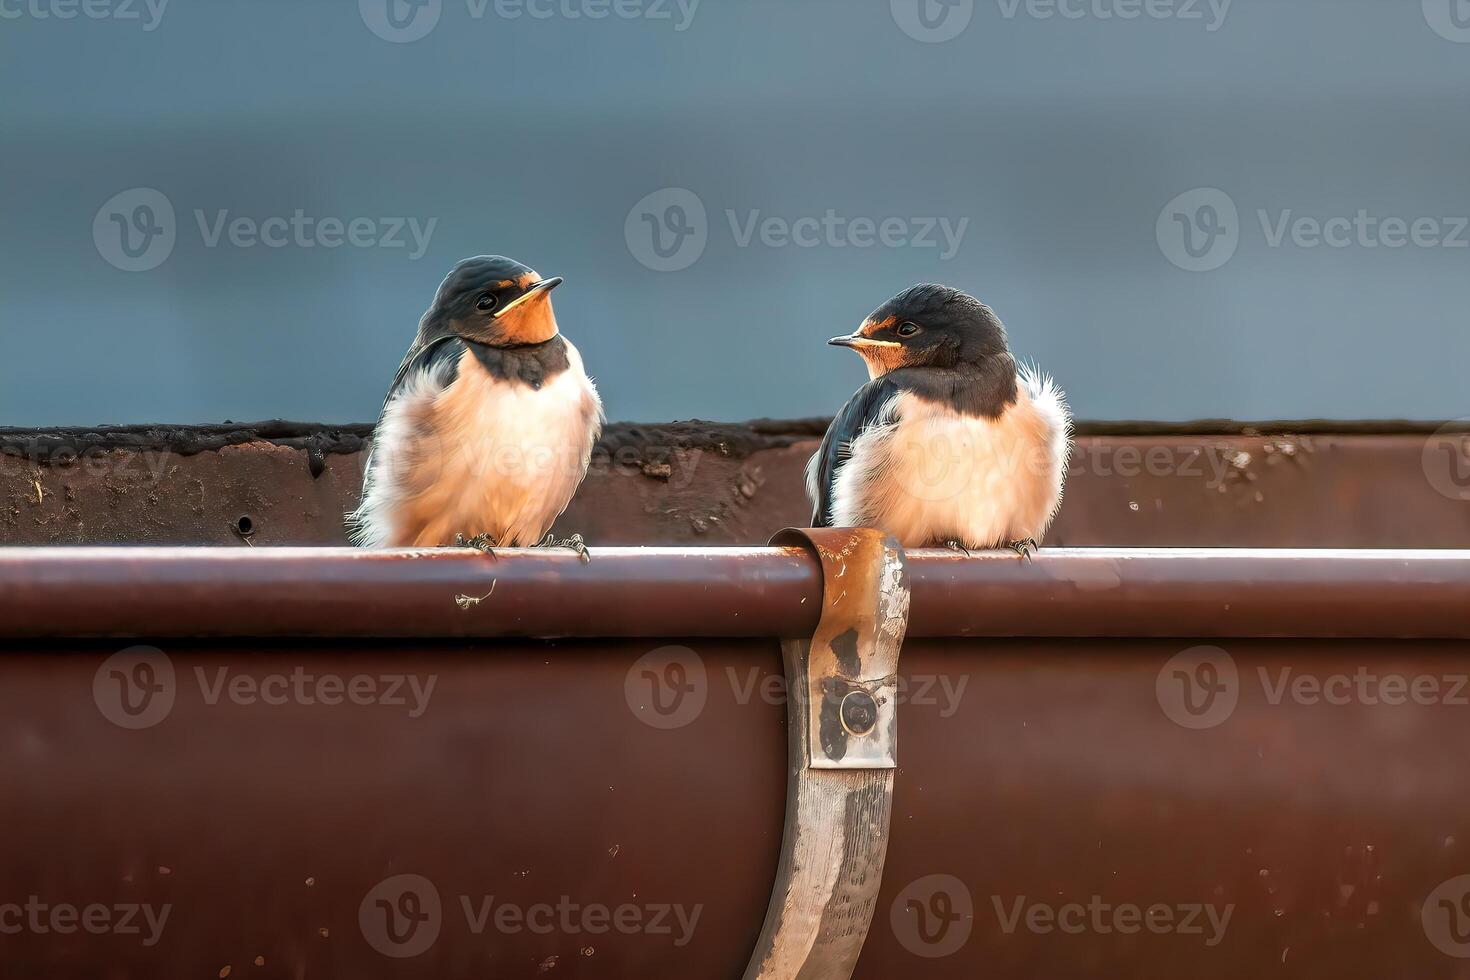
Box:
<box><xmin>0</xmin><ymin>637</ymin><xmax>789</xmax><ymax>979</ymax></box>
<box><xmin>3</xmin><ymin>635</ymin><xmax>1470</xmax><ymax>978</ymax></box>
<box><xmin>859</xmin><ymin>637</ymin><xmax>1470</xmax><ymax>979</ymax></box>
<box><xmin>2</xmin><ymin>423</ymin><xmax>1468</xmax><ymax>549</ymax></box>
<box><xmin>1</xmin><ymin>547</ymin><xmax>1468</xmax><ymax>639</ymax></box>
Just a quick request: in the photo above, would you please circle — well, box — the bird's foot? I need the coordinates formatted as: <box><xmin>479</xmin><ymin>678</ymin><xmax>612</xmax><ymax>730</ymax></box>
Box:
<box><xmin>537</xmin><ymin>531</ymin><xmax>591</xmax><ymax>564</ymax></box>
<box><xmin>942</xmin><ymin>539</ymin><xmax>973</xmax><ymax>557</ymax></box>
<box><xmin>453</xmin><ymin>532</ymin><xmax>498</xmax><ymax>558</ymax></box>
<box><xmin>1007</xmin><ymin>538</ymin><xmax>1038</xmax><ymax>563</ymax></box>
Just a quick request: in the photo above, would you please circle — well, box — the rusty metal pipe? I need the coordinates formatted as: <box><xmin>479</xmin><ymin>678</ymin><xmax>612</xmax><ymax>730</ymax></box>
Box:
<box><xmin>0</xmin><ymin>547</ymin><xmax>1467</xmax><ymax>640</ymax></box>
<box><xmin>905</xmin><ymin>547</ymin><xmax>1470</xmax><ymax>639</ymax></box>
<box><xmin>0</xmin><ymin>546</ymin><xmax>822</xmax><ymax>639</ymax></box>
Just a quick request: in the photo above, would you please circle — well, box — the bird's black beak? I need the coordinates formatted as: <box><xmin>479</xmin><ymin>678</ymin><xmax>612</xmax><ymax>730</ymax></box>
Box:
<box><xmin>828</xmin><ymin>334</ymin><xmax>861</xmax><ymax>348</ymax></box>
<box><xmin>492</xmin><ymin>276</ymin><xmax>563</xmax><ymax>319</ymax></box>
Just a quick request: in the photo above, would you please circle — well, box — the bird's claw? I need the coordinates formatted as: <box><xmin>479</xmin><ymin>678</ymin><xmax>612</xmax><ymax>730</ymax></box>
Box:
<box><xmin>538</xmin><ymin>531</ymin><xmax>591</xmax><ymax>563</ymax></box>
<box><xmin>454</xmin><ymin>532</ymin><xmax>498</xmax><ymax>558</ymax></box>
<box><xmin>1007</xmin><ymin>538</ymin><xmax>1038</xmax><ymax>563</ymax></box>
<box><xmin>942</xmin><ymin>539</ymin><xmax>972</xmax><ymax>557</ymax></box>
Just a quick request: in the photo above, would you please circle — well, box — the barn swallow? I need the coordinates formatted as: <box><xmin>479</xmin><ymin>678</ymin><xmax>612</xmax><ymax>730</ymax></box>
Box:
<box><xmin>806</xmin><ymin>284</ymin><xmax>1071</xmax><ymax>558</ymax></box>
<box><xmin>348</xmin><ymin>256</ymin><xmax>604</xmax><ymax>558</ymax></box>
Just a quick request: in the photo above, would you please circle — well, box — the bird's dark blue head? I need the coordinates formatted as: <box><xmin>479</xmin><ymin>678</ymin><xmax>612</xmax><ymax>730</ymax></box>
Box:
<box><xmin>421</xmin><ymin>255</ymin><xmax>564</xmax><ymax>347</ymax></box>
<box><xmin>830</xmin><ymin>284</ymin><xmax>1009</xmax><ymax>379</ymax></box>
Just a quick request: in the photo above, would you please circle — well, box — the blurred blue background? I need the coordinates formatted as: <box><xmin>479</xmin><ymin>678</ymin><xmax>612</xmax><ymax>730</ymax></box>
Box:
<box><xmin>2</xmin><ymin>0</ymin><xmax>1467</xmax><ymax>426</ymax></box>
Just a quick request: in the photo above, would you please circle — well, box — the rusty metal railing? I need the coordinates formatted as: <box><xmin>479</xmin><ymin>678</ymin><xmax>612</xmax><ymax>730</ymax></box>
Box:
<box><xmin>1</xmin><ymin>546</ymin><xmax>1467</xmax><ymax>639</ymax></box>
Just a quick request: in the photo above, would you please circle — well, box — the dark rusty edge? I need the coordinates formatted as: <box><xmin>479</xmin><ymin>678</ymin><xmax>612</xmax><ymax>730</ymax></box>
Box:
<box><xmin>2</xmin><ymin>418</ymin><xmax>1463</xmax><ymax>465</ymax></box>
<box><xmin>0</xmin><ymin>419</ymin><xmax>820</xmax><ymax>465</ymax></box>
<box><xmin>0</xmin><ymin>546</ymin><xmax>1466</xmax><ymax>640</ymax></box>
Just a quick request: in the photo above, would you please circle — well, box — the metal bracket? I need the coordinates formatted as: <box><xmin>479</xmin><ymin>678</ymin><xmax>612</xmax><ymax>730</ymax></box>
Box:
<box><xmin>743</xmin><ymin>528</ymin><xmax>911</xmax><ymax>980</ymax></box>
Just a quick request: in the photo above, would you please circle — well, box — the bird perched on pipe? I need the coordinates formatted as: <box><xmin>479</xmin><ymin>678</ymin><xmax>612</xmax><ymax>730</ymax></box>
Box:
<box><xmin>348</xmin><ymin>255</ymin><xmax>603</xmax><ymax>558</ymax></box>
<box><xmin>806</xmin><ymin>284</ymin><xmax>1071</xmax><ymax>558</ymax></box>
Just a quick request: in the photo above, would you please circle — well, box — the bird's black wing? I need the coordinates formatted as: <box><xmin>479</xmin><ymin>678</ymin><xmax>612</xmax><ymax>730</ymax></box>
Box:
<box><xmin>379</xmin><ymin>334</ymin><xmax>465</xmax><ymax>419</ymax></box>
<box><xmin>350</xmin><ymin>336</ymin><xmax>469</xmax><ymax>546</ymax></box>
<box><xmin>809</xmin><ymin>376</ymin><xmax>901</xmax><ymax>527</ymax></box>
<box><xmin>361</xmin><ymin>334</ymin><xmax>465</xmax><ymax>475</ymax></box>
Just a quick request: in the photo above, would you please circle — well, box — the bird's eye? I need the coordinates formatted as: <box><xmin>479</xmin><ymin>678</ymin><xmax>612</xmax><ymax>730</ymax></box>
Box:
<box><xmin>896</xmin><ymin>321</ymin><xmax>920</xmax><ymax>337</ymax></box>
<box><xmin>475</xmin><ymin>293</ymin><xmax>498</xmax><ymax>313</ymax></box>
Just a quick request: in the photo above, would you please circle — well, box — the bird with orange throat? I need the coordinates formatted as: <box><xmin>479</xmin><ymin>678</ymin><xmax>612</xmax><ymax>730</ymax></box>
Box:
<box><xmin>808</xmin><ymin>284</ymin><xmax>1071</xmax><ymax>558</ymax></box>
<box><xmin>349</xmin><ymin>256</ymin><xmax>603</xmax><ymax>559</ymax></box>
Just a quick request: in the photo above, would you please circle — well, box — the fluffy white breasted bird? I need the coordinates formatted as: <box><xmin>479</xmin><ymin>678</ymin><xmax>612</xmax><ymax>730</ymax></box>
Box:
<box><xmin>349</xmin><ymin>255</ymin><xmax>603</xmax><ymax>555</ymax></box>
<box><xmin>807</xmin><ymin>284</ymin><xmax>1071</xmax><ymax>556</ymax></box>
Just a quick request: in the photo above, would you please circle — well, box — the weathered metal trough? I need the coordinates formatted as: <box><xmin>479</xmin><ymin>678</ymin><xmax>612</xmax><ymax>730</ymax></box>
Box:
<box><xmin>3</xmin><ymin>538</ymin><xmax>1469</xmax><ymax>978</ymax></box>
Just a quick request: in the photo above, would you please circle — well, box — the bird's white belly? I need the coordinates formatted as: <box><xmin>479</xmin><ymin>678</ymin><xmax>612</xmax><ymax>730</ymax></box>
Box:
<box><xmin>361</xmin><ymin>344</ymin><xmax>602</xmax><ymax>548</ymax></box>
<box><xmin>431</xmin><ymin>365</ymin><xmax>598</xmax><ymax>546</ymax></box>
<box><xmin>834</xmin><ymin>387</ymin><xmax>1067</xmax><ymax>549</ymax></box>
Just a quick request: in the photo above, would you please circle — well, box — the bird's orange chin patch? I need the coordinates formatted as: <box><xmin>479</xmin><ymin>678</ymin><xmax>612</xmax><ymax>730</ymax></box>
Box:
<box><xmin>499</xmin><ymin>294</ymin><xmax>559</xmax><ymax>345</ymax></box>
<box><xmin>853</xmin><ymin>342</ymin><xmax>908</xmax><ymax>379</ymax></box>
